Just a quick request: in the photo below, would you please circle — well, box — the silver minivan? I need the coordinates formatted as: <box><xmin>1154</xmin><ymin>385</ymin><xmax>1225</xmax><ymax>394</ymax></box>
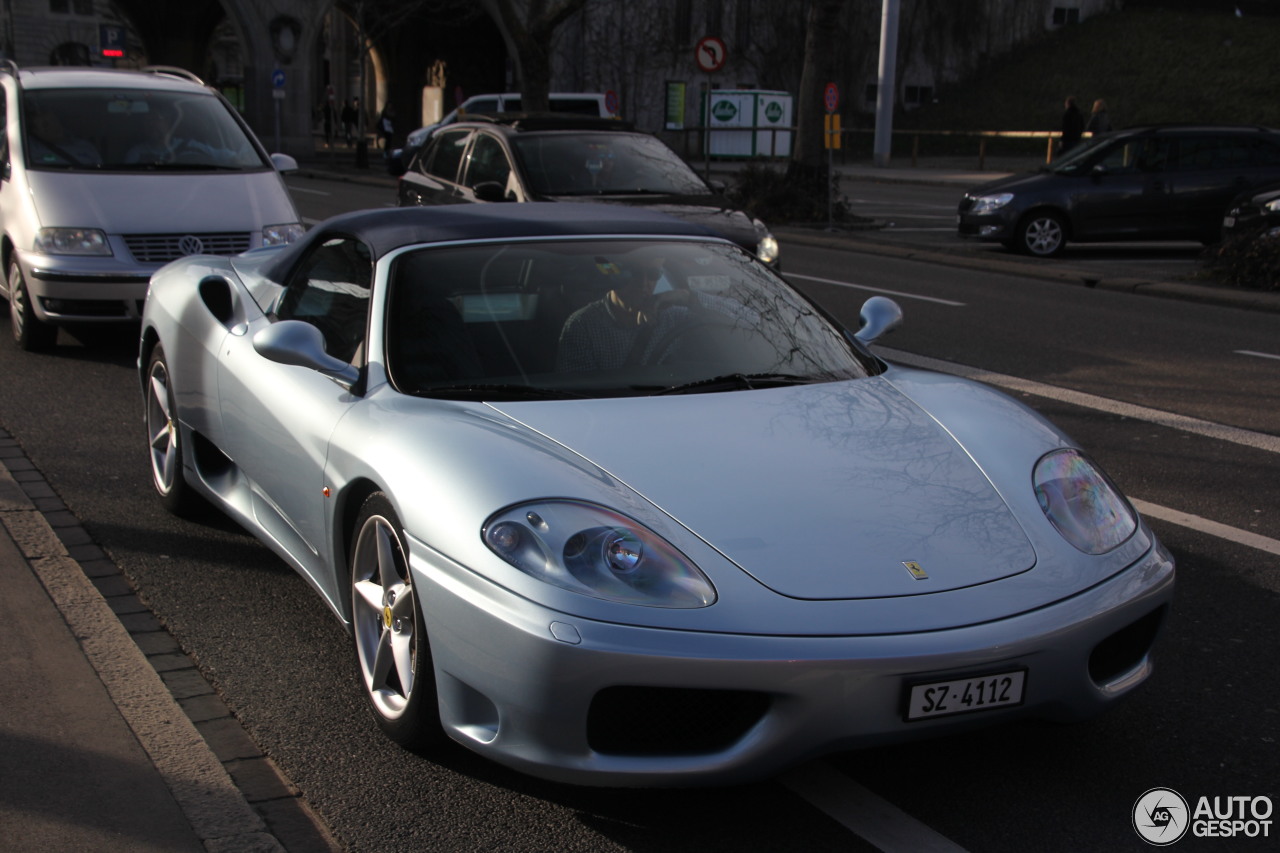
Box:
<box><xmin>1</xmin><ymin>64</ymin><xmax>303</xmax><ymax>350</ymax></box>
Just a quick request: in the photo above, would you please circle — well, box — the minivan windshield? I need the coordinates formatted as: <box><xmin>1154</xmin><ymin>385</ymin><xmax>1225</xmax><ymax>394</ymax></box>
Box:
<box><xmin>22</xmin><ymin>88</ymin><xmax>268</xmax><ymax>172</ymax></box>
<box><xmin>385</xmin><ymin>238</ymin><xmax>871</xmax><ymax>400</ymax></box>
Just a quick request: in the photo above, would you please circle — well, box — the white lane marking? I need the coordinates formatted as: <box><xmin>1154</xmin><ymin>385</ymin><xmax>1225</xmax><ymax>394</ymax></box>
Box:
<box><xmin>1132</xmin><ymin>500</ymin><xmax>1280</xmax><ymax>558</ymax></box>
<box><xmin>876</xmin><ymin>347</ymin><xmax>1280</xmax><ymax>455</ymax></box>
<box><xmin>286</xmin><ymin>185</ymin><xmax>332</xmax><ymax>196</ymax></box>
<box><xmin>1236</xmin><ymin>350</ymin><xmax>1280</xmax><ymax>362</ymax></box>
<box><xmin>781</xmin><ymin>761</ymin><xmax>969</xmax><ymax>853</ymax></box>
<box><xmin>787</xmin><ymin>273</ymin><xmax>966</xmax><ymax>306</ymax></box>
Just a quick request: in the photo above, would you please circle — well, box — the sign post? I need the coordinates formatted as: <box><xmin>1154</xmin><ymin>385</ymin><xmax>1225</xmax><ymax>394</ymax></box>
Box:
<box><xmin>271</xmin><ymin>69</ymin><xmax>286</xmax><ymax>153</ymax></box>
<box><xmin>823</xmin><ymin>82</ymin><xmax>840</xmax><ymax>230</ymax></box>
<box><xmin>695</xmin><ymin>36</ymin><xmax>727</xmax><ymax>181</ymax></box>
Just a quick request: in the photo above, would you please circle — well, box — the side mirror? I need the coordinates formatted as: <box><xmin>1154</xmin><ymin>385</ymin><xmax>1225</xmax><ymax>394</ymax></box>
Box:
<box><xmin>854</xmin><ymin>296</ymin><xmax>902</xmax><ymax>344</ymax></box>
<box><xmin>270</xmin><ymin>153</ymin><xmax>299</xmax><ymax>174</ymax></box>
<box><xmin>253</xmin><ymin>320</ymin><xmax>359</xmax><ymax>388</ymax></box>
<box><xmin>472</xmin><ymin>181</ymin><xmax>509</xmax><ymax>202</ymax></box>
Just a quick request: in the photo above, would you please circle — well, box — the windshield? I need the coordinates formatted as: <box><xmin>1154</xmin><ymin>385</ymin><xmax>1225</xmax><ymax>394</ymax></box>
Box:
<box><xmin>512</xmin><ymin>133</ymin><xmax>711</xmax><ymax>196</ymax></box>
<box><xmin>385</xmin><ymin>238</ymin><xmax>871</xmax><ymax>400</ymax></box>
<box><xmin>1045</xmin><ymin>133</ymin><xmax>1119</xmax><ymax>174</ymax></box>
<box><xmin>21</xmin><ymin>88</ymin><xmax>268</xmax><ymax>172</ymax></box>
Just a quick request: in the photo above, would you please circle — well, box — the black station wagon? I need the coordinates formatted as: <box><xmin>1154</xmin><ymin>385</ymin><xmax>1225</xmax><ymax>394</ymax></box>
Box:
<box><xmin>957</xmin><ymin>125</ymin><xmax>1280</xmax><ymax>256</ymax></box>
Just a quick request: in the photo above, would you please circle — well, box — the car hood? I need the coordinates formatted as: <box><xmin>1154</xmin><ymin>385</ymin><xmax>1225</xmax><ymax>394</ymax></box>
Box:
<box><xmin>544</xmin><ymin>193</ymin><xmax>762</xmax><ymax>249</ymax></box>
<box><xmin>965</xmin><ymin>169</ymin><xmax>1059</xmax><ymax>196</ymax></box>
<box><xmin>489</xmin><ymin>378</ymin><xmax>1037</xmax><ymax>600</ymax></box>
<box><xmin>24</xmin><ymin>169</ymin><xmax>298</xmax><ymax>233</ymax></box>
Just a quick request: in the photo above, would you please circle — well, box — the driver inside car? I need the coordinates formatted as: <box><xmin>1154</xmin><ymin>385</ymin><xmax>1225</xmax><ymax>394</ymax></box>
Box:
<box><xmin>556</xmin><ymin>255</ymin><xmax>684</xmax><ymax>371</ymax></box>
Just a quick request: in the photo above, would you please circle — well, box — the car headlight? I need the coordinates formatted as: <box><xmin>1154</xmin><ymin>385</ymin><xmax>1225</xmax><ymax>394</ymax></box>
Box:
<box><xmin>33</xmin><ymin>227</ymin><xmax>112</xmax><ymax>256</ymax></box>
<box><xmin>1264</xmin><ymin>198</ymin><xmax>1280</xmax><ymax>213</ymax></box>
<box><xmin>263</xmin><ymin>223</ymin><xmax>305</xmax><ymax>246</ymax></box>
<box><xmin>753</xmin><ymin>219</ymin><xmax>779</xmax><ymax>265</ymax></box>
<box><xmin>1033</xmin><ymin>449</ymin><xmax>1136</xmax><ymax>555</ymax></box>
<box><xmin>483</xmin><ymin>500</ymin><xmax>716</xmax><ymax>608</ymax></box>
<box><xmin>969</xmin><ymin>192</ymin><xmax>1014</xmax><ymax>215</ymax></box>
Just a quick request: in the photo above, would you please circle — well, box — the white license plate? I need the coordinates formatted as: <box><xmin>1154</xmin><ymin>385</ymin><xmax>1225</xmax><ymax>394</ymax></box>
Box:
<box><xmin>905</xmin><ymin>670</ymin><xmax>1026</xmax><ymax>721</ymax></box>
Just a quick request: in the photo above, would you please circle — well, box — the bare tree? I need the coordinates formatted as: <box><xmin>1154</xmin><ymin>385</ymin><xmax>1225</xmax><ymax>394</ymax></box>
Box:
<box><xmin>479</xmin><ymin>0</ymin><xmax>589</xmax><ymax>111</ymax></box>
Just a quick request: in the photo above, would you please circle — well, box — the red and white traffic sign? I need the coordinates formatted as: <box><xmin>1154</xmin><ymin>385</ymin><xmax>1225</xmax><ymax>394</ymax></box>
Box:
<box><xmin>824</xmin><ymin>82</ymin><xmax>839</xmax><ymax>113</ymax></box>
<box><xmin>696</xmin><ymin>36</ymin><xmax>727</xmax><ymax>73</ymax></box>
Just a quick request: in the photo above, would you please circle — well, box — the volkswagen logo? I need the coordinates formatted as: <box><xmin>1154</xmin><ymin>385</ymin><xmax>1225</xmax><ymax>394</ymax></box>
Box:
<box><xmin>178</xmin><ymin>235</ymin><xmax>205</xmax><ymax>256</ymax></box>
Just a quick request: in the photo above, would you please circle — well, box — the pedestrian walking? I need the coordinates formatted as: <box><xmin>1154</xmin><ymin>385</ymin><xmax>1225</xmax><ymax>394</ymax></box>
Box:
<box><xmin>321</xmin><ymin>99</ymin><xmax>335</xmax><ymax>147</ymax></box>
<box><xmin>1060</xmin><ymin>96</ymin><xmax>1084</xmax><ymax>155</ymax></box>
<box><xmin>1086</xmin><ymin>98</ymin><xmax>1112</xmax><ymax>136</ymax></box>
<box><xmin>341</xmin><ymin>98</ymin><xmax>357</xmax><ymax>145</ymax></box>
<box><xmin>378</xmin><ymin>105</ymin><xmax>395</xmax><ymax>151</ymax></box>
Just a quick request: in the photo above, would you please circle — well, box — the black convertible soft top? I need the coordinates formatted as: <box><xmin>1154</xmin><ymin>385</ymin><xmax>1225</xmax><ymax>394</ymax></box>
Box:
<box><xmin>261</xmin><ymin>203</ymin><xmax>721</xmax><ymax>282</ymax></box>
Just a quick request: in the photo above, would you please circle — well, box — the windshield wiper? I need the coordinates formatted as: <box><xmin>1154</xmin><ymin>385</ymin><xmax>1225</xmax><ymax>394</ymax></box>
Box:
<box><xmin>419</xmin><ymin>383</ymin><xmax>588</xmax><ymax>401</ymax></box>
<box><xmin>647</xmin><ymin>373</ymin><xmax>815</xmax><ymax>396</ymax></box>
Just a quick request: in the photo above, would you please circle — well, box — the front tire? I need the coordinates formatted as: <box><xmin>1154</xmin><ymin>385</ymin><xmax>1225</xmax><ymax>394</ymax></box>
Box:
<box><xmin>8</xmin><ymin>261</ymin><xmax>56</xmax><ymax>352</ymax></box>
<box><xmin>350</xmin><ymin>492</ymin><xmax>442</xmax><ymax>749</ymax></box>
<box><xmin>145</xmin><ymin>345</ymin><xmax>199</xmax><ymax>516</ymax></box>
<box><xmin>1015</xmin><ymin>211</ymin><xmax>1067</xmax><ymax>257</ymax></box>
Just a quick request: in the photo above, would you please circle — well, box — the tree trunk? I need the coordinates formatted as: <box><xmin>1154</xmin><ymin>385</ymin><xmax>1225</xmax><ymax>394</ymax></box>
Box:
<box><xmin>789</xmin><ymin>0</ymin><xmax>845</xmax><ymax>187</ymax></box>
<box><xmin>481</xmin><ymin>0</ymin><xmax>586</xmax><ymax>113</ymax></box>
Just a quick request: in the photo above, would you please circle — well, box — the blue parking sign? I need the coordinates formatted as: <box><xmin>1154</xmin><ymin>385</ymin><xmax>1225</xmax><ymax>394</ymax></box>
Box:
<box><xmin>99</xmin><ymin>24</ymin><xmax>124</xmax><ymax>54</ymax></box>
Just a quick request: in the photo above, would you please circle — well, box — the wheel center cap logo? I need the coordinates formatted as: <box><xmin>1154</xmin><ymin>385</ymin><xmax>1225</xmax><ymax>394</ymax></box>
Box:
<box><xmin>383</xmin><ymin>606</ymin><xmax>393</xmax><ymax>630</ymax></box>
<box><xmin>178</xmin><ymin>235</ymin><xmax>205</xmax><ymax>256</ymax></box>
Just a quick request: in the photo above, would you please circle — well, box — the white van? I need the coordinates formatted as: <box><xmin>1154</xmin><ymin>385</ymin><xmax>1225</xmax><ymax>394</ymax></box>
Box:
<box><xmin>402</xmin><ymin>92</ymin><xmax>613</xmax><ymax>157</ymax></box>
<box><xmin>0</xmin><ymin>64</ymin><xmax>303</xmax><ymax>350</ymax></box>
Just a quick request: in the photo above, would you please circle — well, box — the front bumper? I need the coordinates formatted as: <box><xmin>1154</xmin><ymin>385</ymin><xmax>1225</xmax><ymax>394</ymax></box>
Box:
<box><xmin>16</xmin><ymin>250</ymin><xmax>154</xmax><ymax>323</ymax></box>
<box><xmin>413</xmin><ymin>537</ymin><xmax>1175</xmax><ymax>786</ymax></box>
<box><xmin>957</xmin><ymin>211</ymin><xmax>1015</xmax><ymax>242</ymax></box>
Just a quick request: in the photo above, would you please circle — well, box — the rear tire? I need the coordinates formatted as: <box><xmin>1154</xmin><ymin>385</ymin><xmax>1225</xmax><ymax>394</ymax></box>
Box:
<box><xmin>1015</xmin><ymin>211</ymin><xmax>1067</xmax><ymax>257</ymax></box>
<box><xmin>8</xmin><ymin>261</ymin><xmax>56</xmax><ymax>352</ymax></box>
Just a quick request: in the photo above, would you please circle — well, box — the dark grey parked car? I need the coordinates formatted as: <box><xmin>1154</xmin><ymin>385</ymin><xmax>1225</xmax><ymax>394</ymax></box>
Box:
<box><xmin>958</xmin><ymin>125</ymin><xmax>1280</xmax><ymax>256</ymax></box>
<box><xmin>391</xmin><ymin>115</ymin><xmax>780</xmax><ymax>268</ymax></box>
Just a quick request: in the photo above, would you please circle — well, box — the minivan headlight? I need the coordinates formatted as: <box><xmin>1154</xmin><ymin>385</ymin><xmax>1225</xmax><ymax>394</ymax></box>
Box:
<box><xmin>970</xmin><ymin>193</ymin><xmax>1014</xmax><ymax>214</ymax></box>
<box><xmin>33</xmin><ymin>228</ymin><xmax>112</xmax><ymax>256</ymax></box>
<box><xmin>263</xmin><ymin>223</ymin><xmax>304</xmax><ymax>246</ymax></box>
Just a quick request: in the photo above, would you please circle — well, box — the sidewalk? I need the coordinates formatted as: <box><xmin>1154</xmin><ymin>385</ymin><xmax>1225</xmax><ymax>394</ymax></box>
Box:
<box><xmin>0</xmin><ymin>438</ymin><xmax>337</xmax><ymax>852</ymax></box>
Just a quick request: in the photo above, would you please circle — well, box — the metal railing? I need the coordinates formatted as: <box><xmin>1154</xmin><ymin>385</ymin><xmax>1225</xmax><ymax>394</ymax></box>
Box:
<box><xmin>675</xmin><ymin>125</ymin><xmax>1075</xmax><ymax>170</ymax></box>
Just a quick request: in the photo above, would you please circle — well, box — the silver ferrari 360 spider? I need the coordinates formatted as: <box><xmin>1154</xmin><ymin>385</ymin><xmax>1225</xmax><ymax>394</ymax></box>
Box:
<box><xmin>140</xmin><ymin>204</ymin><xmax>1174</xmax><ymax>786</ymax></box>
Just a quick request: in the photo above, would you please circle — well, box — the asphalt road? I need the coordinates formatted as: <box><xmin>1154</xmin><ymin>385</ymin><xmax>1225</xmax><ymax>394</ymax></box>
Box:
<box><xmin>0</xmin><ymin>173</ymin><xmax>1274</xmax><ymax>852</ymax></box>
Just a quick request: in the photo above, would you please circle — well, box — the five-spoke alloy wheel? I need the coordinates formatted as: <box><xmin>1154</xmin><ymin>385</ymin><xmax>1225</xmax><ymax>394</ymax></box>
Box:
<box><xmin>146</xmin><ymin>345</ymin><xmax>198</xmax><ymax>515</ymax></box>
<box><xmin>350</xmin><ymin>492</ymin><xmax>441</xmax><ymax>748</ymax></box>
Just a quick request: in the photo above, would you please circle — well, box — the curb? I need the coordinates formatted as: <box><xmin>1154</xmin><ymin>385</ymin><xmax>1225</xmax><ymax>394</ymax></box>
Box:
<box><xmin>0</xmin><ymin>432</ymin><xmax>340</xmax><ymax>853</ymax></box>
